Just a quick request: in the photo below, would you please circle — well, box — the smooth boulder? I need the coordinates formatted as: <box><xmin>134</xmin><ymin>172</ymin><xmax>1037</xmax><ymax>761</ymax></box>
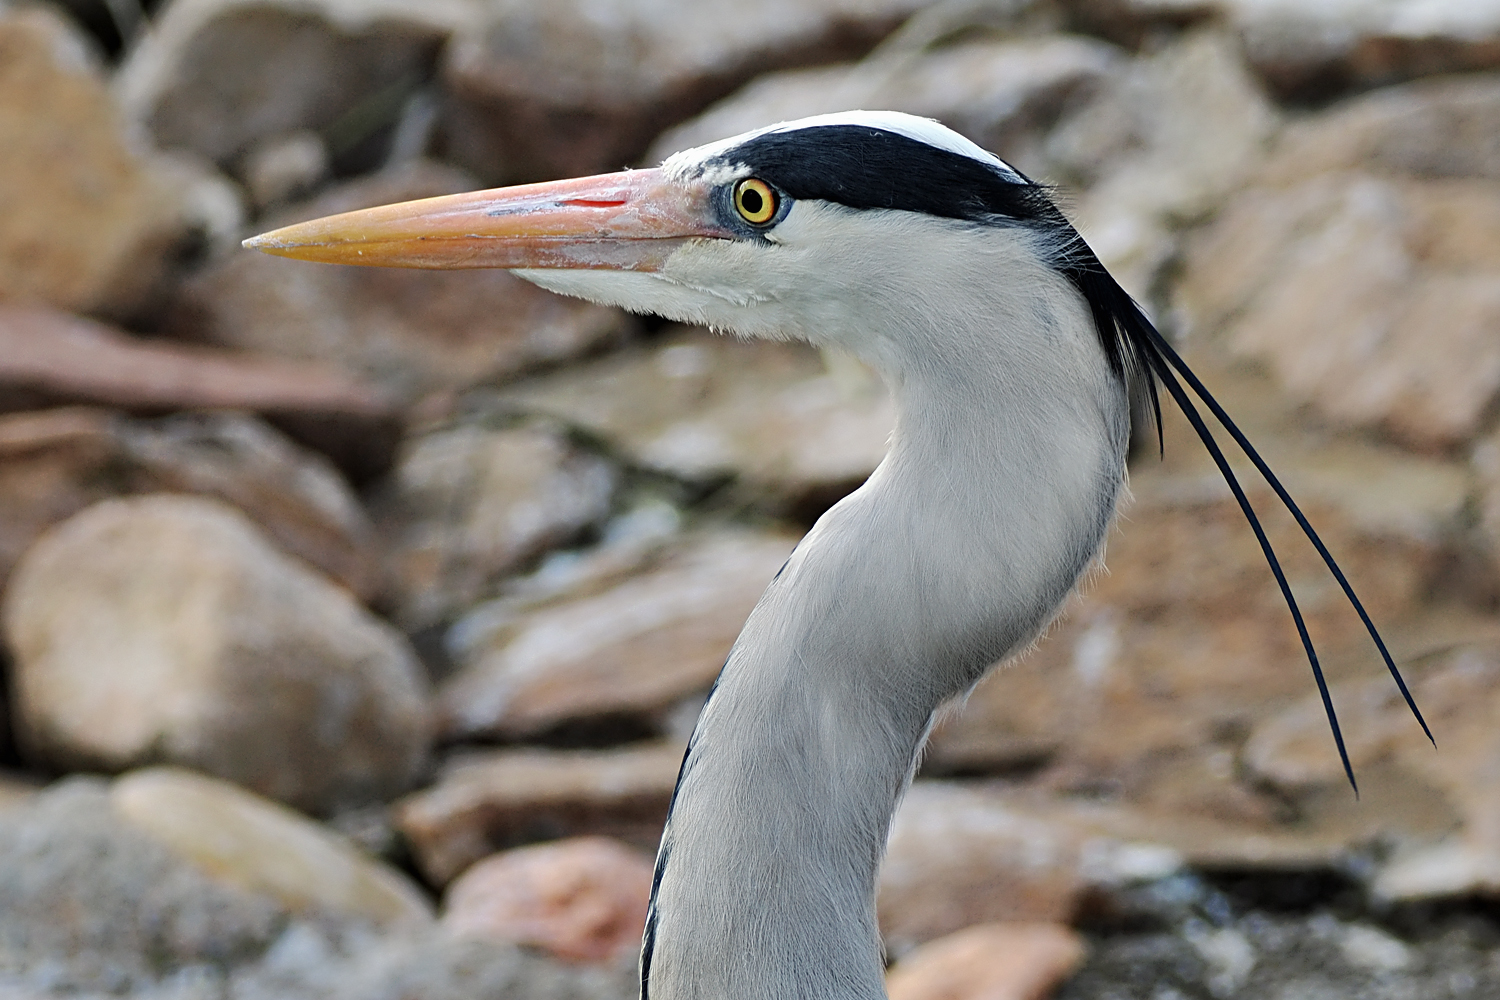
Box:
<box><xmin>4</xmin><ymin>495</ymin><xmax>429</xmax><ymax>814</ymax></box>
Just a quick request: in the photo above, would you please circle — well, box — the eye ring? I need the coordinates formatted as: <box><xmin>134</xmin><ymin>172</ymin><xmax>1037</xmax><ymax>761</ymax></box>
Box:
<box><xmin>733</xmin><ymin>178</ymin><xmax>779</xmax><ymax>226</ymax></box>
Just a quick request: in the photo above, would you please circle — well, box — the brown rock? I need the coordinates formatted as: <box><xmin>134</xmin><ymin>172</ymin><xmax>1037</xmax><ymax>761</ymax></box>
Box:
<box><xmin>1115</xmin><ymin>2</ymin><xmax>1500</xmax><ymax>101</ymax></box>
<box><xmin>0</xmin><ymin>7</ymin><xmax>190</xmax><ymax>317</ymax></box>
<box><xmin>0</xmin><ymin>304</ymin><xmax>400</xmax><ymax>481</ymax></box>
<box><xmin>112</xmin><ymin>766</ymin><xmax>433</xmax><ymax>929</ymax></box>
<box><xmin>497</xmin><ymin>329</ymin><xmax>894</xmax><ymax>506</ymax></box>
<box><xmin>442</xmin><ymin>836</ymin><xmax>653</xmax><ymax>963</ymax></box>
<box><xmin>383</xmin><ymin>419</ymin><xmax>619</xmax><ymax>628</ymax></box>
<box><xmin>1178</xmin><ymin>172</ymin><xmax>1500</xmax><ymax>450</ymax></box>
<box><xmin>1231</xmin><ymin>1</ymin><xmax>1500</xmax><ymax>100</ymax></box>
<box><xmin>116</xmin><ymin>0</ymin><xmax>472</xmax><ymax>171</ymax></box>
<box><xmin>173</xmin><ymin>163</ymin><xmax>630</xmax><ymax>403</ymax></box>
<box><xmin>1046</xmin><ymin>29</ymin><xmax>1280</xmax><ymax>298</ymax></box>
<box><xmin>1245</xmin><ymin>642</ymin><xmax>1500</xmax><ymax>900</ymax></box>
<box><xmin>1257</xmin><ymin>75</ymin><xmax>1500</xmax><ymax>185</ymax></box>
<box><xmin>395</xmin><ymin>742</ymin><xmax>682</xmax><ymax>886</ymax></box>
<box><xmin>650</xmin><ymin>35</ymin><xmax>1121</xmax><ymax>174</ymax></box>
<box><xmin>882</xmin><ymin>781</ymin><xmax>1353</xmax><ymax>949</ymax></box>
<box><xmin>438</xmin><ymin>0</ymin><xmax>929</xmax><ymax>185</ymax></box>
<box><xmin>879</xmin><ymin>784</ymin><xmax>1091</xmax><ymax>950</ymax></box>
<box><xmin>885</xmin><ymin>923</ymin><xmax>1087</xmax><ymax>1000</ymax></box>
<box><xmin>1177</xmin><ymin>72</ymin><xmax>1500</xmax><ymax>451</ymax></box>
<box><xmin>5</xmin><ymin>495</ymin><xmax>428</xmax><ymax>813</ymax></box>
<box><xmin>0</xmin><ymin>407</ymin><xmax>378</xmax><ymax>599</ymax></box>
<box><xmin>437</xmin><ymin>529</ymin><xmax>797</xmax><ymax>742</ymax></box>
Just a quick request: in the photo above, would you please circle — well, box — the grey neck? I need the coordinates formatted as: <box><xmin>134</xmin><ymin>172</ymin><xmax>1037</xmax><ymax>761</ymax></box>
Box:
<box><xmin>642</xmin><ymin>251</ymin><xmax>1129</xmax><ymax>1000</ymax></box>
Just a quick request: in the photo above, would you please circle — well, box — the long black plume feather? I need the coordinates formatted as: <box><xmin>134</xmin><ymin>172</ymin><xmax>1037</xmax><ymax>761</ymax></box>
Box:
<box><xmin>1065</xmin><ymin>258</ymin><xmax>1432</xmax><ymax>793</ymax></box>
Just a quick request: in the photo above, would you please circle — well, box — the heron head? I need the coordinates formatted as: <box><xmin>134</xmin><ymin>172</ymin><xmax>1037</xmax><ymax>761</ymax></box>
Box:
<box><xmin>243</xmin><ymin>112</ymin><xmax>1067</xmax><ymax>349</ymax></box>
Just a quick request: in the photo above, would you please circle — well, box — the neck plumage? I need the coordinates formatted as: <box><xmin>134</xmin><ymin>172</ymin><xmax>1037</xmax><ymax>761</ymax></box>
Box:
<box><xmin>642</xmin><ymin>248</ymin><xmax>1130</xmax><ymax>1000</ymax></box>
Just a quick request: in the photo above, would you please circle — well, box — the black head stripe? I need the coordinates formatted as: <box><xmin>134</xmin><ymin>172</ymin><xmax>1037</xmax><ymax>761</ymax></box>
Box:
<box><xmin>714</xmin><ymin>125</ymin><xmax>1056</xmax><ymax>224</ymax></box>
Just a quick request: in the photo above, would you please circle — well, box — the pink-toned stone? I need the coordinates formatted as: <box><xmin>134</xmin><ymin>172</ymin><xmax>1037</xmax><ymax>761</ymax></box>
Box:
<box><xmin>1180</xmin><ymin>173</ymin><xmax>1500</xmax><ymax>450</ymax></box>
<box><xmin>442</xmin><ymin>836</ymin><xmax>653</xmax><ymax>963</ymax></box>
<box><xmin>885</xmin><ymin>923</ymin><xmax>1087</xmax><ymax>1000</ymax></box>
<box><xmin>0</xmin><ymin>304</ymin><xmax>399</xmax><ymax>479</ymax></box>
<box><xmin>395</xmin><ymin>742</ymin><xmax>682</xmax><ymax>886</ymax></box>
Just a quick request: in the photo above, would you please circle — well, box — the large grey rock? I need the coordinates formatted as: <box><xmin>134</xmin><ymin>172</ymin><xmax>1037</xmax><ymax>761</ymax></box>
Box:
<box><xmin>395</xmin><ymin>742</ymin><xmax>683</xmax><ymax>886</ymax></box>
<box><xmin>437</xmin><ymin>0</ymin><xmax>932</xmax><ymax>185</ymax></box>
<box><xmin>650</xmin><ymin>34</ymin><xmax>1122</xmax><ymax>174</ymax></box>
<box><xmin>117</xmin><ymin>0</ymin><xmax>475</xmax><ymax>172</ymax></box>
<box><xmin>1177</xmin><ymin>83</ymin><xmax>1500</xmax><ymax>452</ymax></box>
<box><xmin>497</xmin><ymin>329</ymin><xmax>895</xmax><ymax>507</ymax></box>
<box><xmin>0</xmin><ymin>777</ymin><xmax>629</xmax><ymax>1000</ymax></box>
<box><xmin>0</xmin><ymin>408</ymin><xmax>379</xmax><ymax>600</ymax></box>
<box><xmin>437</xmin><ymin>529</ymin><xmax>796</xmax><ymax>741</ymax></box>
<box><xmin>0</xmin><ymin>777</ymin><xmax>284</xmax><ymax>994</ymax></box>
<box><xmin>383</xmin><ymin>419</ymin><xmax>619</xmax><ymax>628</ymax></box>
<box><xmin>172</xmin><ymin>163</ymin><xmax>631</xmax><ymax>404</ymax></box>
<box><xmin>0</xmin><ymin>7</ymin><xmax>194</xmax><ymax>317</ymax></box>
<box><xmin>4</xmin><ymin>495</ymin><xmax>428</xmax><ymax>814</ymax></box>
<box><xmin>320</xmin><ymin>932</ymin><xmax>635</xmax><ymax>1000</ymax></box>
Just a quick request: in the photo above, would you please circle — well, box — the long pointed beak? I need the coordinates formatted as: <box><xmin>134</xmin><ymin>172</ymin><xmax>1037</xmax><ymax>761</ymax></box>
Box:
<box><xmin>242</xmin><ymin>168</ymin><xmax>726</xmax><ymax>271</ymax></box>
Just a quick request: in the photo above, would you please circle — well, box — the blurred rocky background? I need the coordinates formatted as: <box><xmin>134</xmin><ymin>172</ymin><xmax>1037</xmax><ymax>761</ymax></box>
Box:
<box><xmin>1</xmin><ymin>0</ymin><xmax>1499</xmax><ymax>997</ymax></box>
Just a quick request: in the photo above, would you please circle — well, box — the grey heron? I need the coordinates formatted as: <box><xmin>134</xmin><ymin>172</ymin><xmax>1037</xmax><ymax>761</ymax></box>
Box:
<box><xmin>246</xmin><ymin>111</ymin><xmax>1431</xmax><ymax>1000</ymax></box>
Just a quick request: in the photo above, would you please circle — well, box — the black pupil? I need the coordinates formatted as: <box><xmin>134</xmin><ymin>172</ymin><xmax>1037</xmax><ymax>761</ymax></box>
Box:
<box><xmin>741</xmin><ymin>186</ymin><xmax>764</xmax><ymax>215</ymax></box>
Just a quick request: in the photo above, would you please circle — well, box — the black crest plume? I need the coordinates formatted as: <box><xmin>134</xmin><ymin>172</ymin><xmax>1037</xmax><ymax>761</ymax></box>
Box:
<box><xmin>1068</xmin><ymin>257</ymin><xmax>1435</xmax><ymax>795</ymax></box>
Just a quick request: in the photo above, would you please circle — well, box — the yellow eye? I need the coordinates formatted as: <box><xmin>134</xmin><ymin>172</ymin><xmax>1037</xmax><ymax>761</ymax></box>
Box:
<box><xmin>733</xmin><ymin>178</ymin><xmax>779</xmax><ymax>225</ymax></box>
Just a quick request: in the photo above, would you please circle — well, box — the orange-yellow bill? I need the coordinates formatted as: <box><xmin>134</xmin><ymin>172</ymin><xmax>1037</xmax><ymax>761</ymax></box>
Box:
<box><xmin>242</xmin><ymin>168</ymin><xmax>727</xmax><ymax>271</ymax></box>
